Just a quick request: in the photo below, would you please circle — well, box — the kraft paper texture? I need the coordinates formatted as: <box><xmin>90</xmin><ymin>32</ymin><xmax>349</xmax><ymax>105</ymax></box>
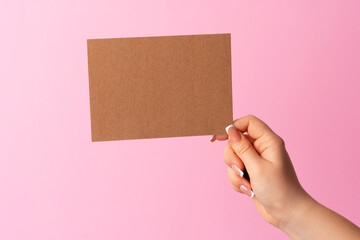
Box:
<box><xmin>87</xmin><ymin>33</ymin><xmax>233</xmax><ymax>141</ymax></box>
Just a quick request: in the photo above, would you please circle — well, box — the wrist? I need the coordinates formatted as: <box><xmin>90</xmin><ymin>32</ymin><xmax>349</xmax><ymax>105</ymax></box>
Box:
<box><xmin>279</xmin><ymin>190</ymin><xmax>319</xmax><ymax>238</ymax></box>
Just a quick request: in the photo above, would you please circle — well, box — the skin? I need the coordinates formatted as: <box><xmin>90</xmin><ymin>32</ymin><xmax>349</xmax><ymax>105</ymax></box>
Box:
<box><xmin>211</xmin><ymin>115</ymin><xmax>360</xmax><ymax>240</ymax></box>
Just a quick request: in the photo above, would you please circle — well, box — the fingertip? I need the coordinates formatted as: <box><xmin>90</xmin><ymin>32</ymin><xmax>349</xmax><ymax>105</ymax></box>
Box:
<box><xmin>240</xmin><ymin>185</ymin><xmax>255</xmax><ymax>198</ymax></box>
<box><xmin>225</xmin><ymin>124</ymin><xmax>235</xmax><ymax>135</ymax></box>
<box><xmin>250</xmin><ymin>190</ymin><xmax>255</xmax><ymax>198</ymax></box>
<box><xmin>231</xmin><ymin>164</ymin><xmax>244</xmax><ymax>177</ymax></box>
<box><xmin>214</xmin><ymin>134</ymin><xmax>229</xmax><ymax>141</ymax></box>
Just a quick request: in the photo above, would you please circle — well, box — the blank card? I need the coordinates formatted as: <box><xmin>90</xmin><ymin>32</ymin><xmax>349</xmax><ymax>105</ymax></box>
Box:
<box><xmin>87</xmin><ymin>33</ymin><xmax>233</xmax><ymax>141</ymax></box>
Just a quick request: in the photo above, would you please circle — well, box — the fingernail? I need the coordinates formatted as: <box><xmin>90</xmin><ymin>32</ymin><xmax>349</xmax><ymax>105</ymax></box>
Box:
<box><xmin>225</xmin><ymin>124</ymin><xmax>235</xmax><ymax>135</ymax></box>
<box><xmin>231</xmin><ymin>164</ymin><xmax>244</xmax><ymax>177</ymax></box>
<box><xmin>209</xmin><ymin>135</ymin><xmax>215</xmax><ymax>142</ymax></box>
<box><xmin>225</xmin><ymin>124</ymin><xmax>242</xmax><ymax>142</ymax></box>
<box><xmin>240</xmin><ymin>185</ymin><xmax>255</xmax><ymax>198</ymax></box>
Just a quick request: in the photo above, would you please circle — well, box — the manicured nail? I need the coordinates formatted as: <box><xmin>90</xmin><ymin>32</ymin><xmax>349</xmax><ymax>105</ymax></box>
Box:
<box><xmin>240</xmin><ymin>185</ymin><xmax>255</xmax><ymax>198</ymax></box>
<box><xmin>209</xmin><ymin>135</ymin><xmax>215</xmax><ymax>142</ymax></box>
<box><xmin>231</xmin><ymin>164</ymin><xmax>244</xmax><ymax>177</ymax></box>
<box><xmin>225</xmin><ymin>124</ymin><xmax>235</xmax><ymax>135</ymax></box>
<box><xmin>225</xmin><ymin>124</ymin><xmax>242</xmax><ymax>142</ymax></box>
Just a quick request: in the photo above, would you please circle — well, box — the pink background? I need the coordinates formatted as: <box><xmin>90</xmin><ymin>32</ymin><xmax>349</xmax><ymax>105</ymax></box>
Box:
<box><xmin>1</xmin><ymin>0</ymin><xmax>359</xmax><ymax>239</ymax></box>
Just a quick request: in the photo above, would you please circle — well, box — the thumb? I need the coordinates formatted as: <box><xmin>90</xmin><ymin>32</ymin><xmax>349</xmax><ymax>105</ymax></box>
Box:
<box><xmin>226</xmin><ymin>124</ymin><xmax>262</xmax><ymax>172</ymax></box>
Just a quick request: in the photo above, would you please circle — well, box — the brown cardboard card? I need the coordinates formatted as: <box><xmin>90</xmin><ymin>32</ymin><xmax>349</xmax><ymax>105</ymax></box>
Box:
<box><xmin>87</xmin><ymin>33</ymin><xmax>233</xmax><ymax>141</ymax></box>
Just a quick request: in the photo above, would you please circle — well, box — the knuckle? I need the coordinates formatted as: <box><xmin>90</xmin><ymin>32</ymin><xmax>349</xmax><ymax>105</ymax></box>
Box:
<box><xmin>246</xmin><ymin>114</ymin><xmax>258</xmax><ymax>121</ymax></box>
<box><xmin>231</xmin><ymin>184</ymin><xmax>241</xmax><ymax>193</ymax></box>
<box><xmin>227</xmin><ymin>168</ymin><xmax>241</xmax><ymax>185</ymax></box>
<box><xmin>227</xmin><ymin>167</ymin><xmax>235</xmax><ymax>179</ymax></box>
<box><xmin>224</xmin><ymin>156</ymin><xmax>231</xmax><ymax>166</ymax></box>
<box><xmin>273</xmin><ymin>136</ymin><xmax>285</xmax><ymax>148</ymax></box>
<box><xmin>279</xmin><ymin>137</ymin><xmax>285</xmax><ymax>146</ymax></box>
<box><xmin>234</xmin><ymin>141</ymin><xmax>253</xmax><ymax>157</ymax></box>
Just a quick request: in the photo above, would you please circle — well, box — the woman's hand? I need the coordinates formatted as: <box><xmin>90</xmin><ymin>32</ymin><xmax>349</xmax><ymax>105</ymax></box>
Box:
<box><xmin>212</xmin><ymin>115</ymin><xmax>360</xmax><ymax>240</ymax></box>
<box><xmin>213</xmin><ymin>115</ymin><xmax>308</xmax><ymax>228</ymax></box>
<box><xmin>217</xmin><ymin>116</ymin><xmax>307</xmax><ymax>227</ymax></box>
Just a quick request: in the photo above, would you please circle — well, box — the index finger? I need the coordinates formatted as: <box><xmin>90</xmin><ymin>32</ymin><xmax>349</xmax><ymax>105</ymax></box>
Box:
<box><xmin>233</xmin><ymin>115</ymin><xmax>279</xmax><ymax>141</ymax></box>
